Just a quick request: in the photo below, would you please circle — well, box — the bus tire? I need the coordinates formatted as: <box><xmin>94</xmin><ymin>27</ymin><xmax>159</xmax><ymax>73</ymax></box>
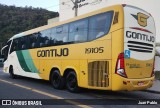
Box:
<box><xmin>66</xmin><ymin>71</ymin><xmax>80</xmax><ymax>93</ymax></box>
<box><xmin>50</xmin><ymin>70</ymin><xmax>65</xmax><ymax>89</ymax></box>
<box><xmin>9</xmin><ymin>66</ymin><xmax>16</xmax><ymax>79</ymax></box>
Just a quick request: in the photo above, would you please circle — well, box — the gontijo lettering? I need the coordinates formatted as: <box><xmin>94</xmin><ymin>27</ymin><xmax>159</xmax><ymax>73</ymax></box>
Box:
<box><xmin>126</xmin><ymin>31</ymin><xmax>155</xmax><ymax>42</ymax></box>
<box><xmin>37</xmin><ymin>48</ymin><xmax>69</xmax><ymax>57</ymax></box>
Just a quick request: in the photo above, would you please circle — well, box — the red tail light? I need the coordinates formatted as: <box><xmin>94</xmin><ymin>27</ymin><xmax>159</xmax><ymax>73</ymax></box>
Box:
<box><xmin>115</xmin><ymin>53</ymin><xmax>127</xmax><ymax>78</ymax></box>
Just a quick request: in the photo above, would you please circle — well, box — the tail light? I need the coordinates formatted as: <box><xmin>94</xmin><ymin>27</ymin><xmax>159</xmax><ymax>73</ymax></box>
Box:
<box><xmin>151</xmin><ymin>57</ymin><xmax>155</xmax><ymax>77</ymax></box>
<box><xmin>115</xmin><ymin>53</ymin><xmax>127</xmax><ymax>78</ymax></box>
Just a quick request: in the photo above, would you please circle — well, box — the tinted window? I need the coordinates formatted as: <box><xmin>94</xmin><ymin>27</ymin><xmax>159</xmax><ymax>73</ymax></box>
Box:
<box><xmin>40</xmin><ymin>29</ymin><xmax>51</xmax><ymax>47</ymax></box>
<box><xmin>88</xmin><ymin>11</ymin><xmax>113</xmax><ymax>41</ymax></box>
<box><xmin>69</xmin><ymin>19</ymin><xmax>88</xmax><ymax>43</ymax></box>
<box><xmin>55</xmin><ymin>24</ymin><xmax>69</xmax><ymax>45</ymax></box>
<box><xmin>28</xmin><ymin>33</ymin><xmax>40</xmax><ymax>49</ymax></box>
<box><xmin>50</xmin><ymin>27</ymin><xmax>56</xmax><ymax>45</ymax></box>
<box><xmin>3</xmin><ymin>40</ymin><xmax>11</xmax><ymax>60</ymax></box>
<box><xmin>11</xmin><ymin>39</ymin><xmax>19</xmax><ymax>52</ymax></box>
<box><xmin>9</xmin><ymin>11</ymin><xmax>113</xmax><ymax>51</ymax></box>
<box><xmin>19</xmin><ymin>36</ymin><xmax>28</xmax><ymax>50</ymax></box>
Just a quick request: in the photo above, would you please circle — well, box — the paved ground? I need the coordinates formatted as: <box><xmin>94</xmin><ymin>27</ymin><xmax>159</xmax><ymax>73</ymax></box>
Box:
<box><xmin>0</xmin><ymin>68</ymin><xmax>160</xmax><ymax>108</ymax></box>
<box><xmin>146</xmin><ymin>79</ymin><xmax>160</xmax><ymax>94</ymax></box>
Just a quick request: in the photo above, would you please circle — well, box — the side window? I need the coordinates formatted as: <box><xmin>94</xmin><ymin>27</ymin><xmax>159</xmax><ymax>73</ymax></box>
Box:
<box><xmin>40</xmin><ymin>29</ymin><xmax>51</xmax><ymax>47</ymax></box>
<box><xmin>50</xmin><ymin>27</ymin><xmax>56</xmax><ymax>45</ymax></box>
<box><xmin>33</xmin><ymin>32</ymin><xmax>40</xmax><ymax>48</ymax></box>
<box><xmin>13</xmin><ymin>39</ymin><xmax>19</xmax><ymax>51</ymax></box>
<box><xmin>3</xmin><ymin>40</ymin><xmax>11</xmax><ymax>61</ymax></box>
<box><xmin>88</xmin><ymin>11</ymin><xmax>113</xmax><ymax>41</ymax></box>
<box><xmin>19</xmin><ymin>37</ymin><xmax>28</xmax><ymax>50</ymax></box>
<box><xmin>55</xmin><ymin>24</ymin><xmax>69</xmax><ymax>45</ymax></box>
<box><xmin>18</xmin><ymin>38</ymin><xmax>22</xmax><ymax>50</ymax></box>
<box><xmin>10</xmin><ymin>38</ymin><xmax>19</xmax><ymax>53</ymax></box>
<box><xmin>69</xmin><ymin>19</ymin><xmax>88</xmax><ymax>43</ymax></box>
<box><xmin>16</xmin><ymin>38</ymin><xmax>21</xmax><ymax>50</ymax></box>
<box><xmin>28</xmin><ymin>33</ymin><xmax>39</xmax><ymax>49</ymax></box>
<box><xmin>28</xmin><ymin>35</ymin><xmax>33</xmax><ymax>49</ymax></box>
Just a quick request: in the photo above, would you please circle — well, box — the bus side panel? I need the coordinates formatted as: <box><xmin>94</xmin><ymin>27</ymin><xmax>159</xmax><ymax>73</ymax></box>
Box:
<box><xmin>18</xmin><ymin>50</ymin><xmax>41</xmax><ymax>79</ymax></box>
<box><xmin>39</xmin><ymin>59</ymin><xmax>62</xmax><ymax>80</ymax></box>
<box><xmin>61</xmin><ymin>60</ymin><xmax>80</xmax><ymax>80</ymax></box>
<box><xmin>6</xmin><ymin>50</ymin><xmax>41</xmax><ymax>79</ymax></box>
<box><xmin>84</xmin><ymin>38</ymin><xmax>112</xmax><ymax>89</ymax></box>
<box><xmin>79</xmin><ymin>60</ymin><xmax>88</xmax><ymax>87</ymax></box>
<box><xmin>7</xmin><ymin>52</ymin><xmax>20</xmax><ymax>74</ymax></box>
<box><xmin>111</xmin><ymin>29</ymin><xmax>124</xmax><ymax>91</ymax></box>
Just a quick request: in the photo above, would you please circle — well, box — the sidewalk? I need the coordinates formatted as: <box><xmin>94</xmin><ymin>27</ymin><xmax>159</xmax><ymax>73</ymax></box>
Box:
<box><xmin>145</xmin><ymin>80</ymin><xmax>160</xmax><ymax>94</ymax></box>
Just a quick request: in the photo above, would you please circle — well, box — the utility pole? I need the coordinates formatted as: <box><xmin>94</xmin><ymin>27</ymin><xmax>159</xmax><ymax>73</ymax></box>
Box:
<box><xmin>71</xmin><ymin>0</ymin><xmax>78</xmax><ymax>17</ymax></box>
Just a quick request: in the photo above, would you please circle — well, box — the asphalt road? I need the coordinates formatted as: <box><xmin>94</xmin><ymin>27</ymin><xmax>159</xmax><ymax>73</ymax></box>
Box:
<box><xmin>0</xmin><ymin>68</ymin><xmax>160</xmax><ymax>108</ymax></box>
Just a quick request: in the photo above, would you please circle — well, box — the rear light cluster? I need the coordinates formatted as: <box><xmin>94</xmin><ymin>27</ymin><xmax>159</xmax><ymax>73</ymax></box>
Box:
<box><xmin>115</xmin><ymin>53</ymin><xmax>127</xmax><ymax>78</ymax></box>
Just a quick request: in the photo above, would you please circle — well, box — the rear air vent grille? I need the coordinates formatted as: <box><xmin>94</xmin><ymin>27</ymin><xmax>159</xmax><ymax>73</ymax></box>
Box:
<box><xmin>88</xmin><ymin>61</ymin><xmax>109</xmax><ymax>87</ymax></box>
<box><xmin>127</xmin><ymin>41</ymin><xmax>153</xmax><ymax>53</ymax></box>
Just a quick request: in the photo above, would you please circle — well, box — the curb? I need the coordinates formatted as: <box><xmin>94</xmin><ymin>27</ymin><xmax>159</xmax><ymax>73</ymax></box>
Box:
<box><xmin>142</xmin><ymin>90</ymin><xmax>160</xmax><ymax>94</ymax></box>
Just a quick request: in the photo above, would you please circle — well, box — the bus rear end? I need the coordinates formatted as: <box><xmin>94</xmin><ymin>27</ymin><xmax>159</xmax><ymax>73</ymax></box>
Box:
<box><xmin>113</xmin><ymin>5</ymin><xmax>156</xmax><ymax>91</ymax></box>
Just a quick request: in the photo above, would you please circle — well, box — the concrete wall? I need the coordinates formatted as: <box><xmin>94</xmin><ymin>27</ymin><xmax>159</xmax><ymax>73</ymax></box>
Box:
<box><xmin>155</xmin><ymin>56</ymin><xmax>160</xmax><ymax>71</ymax></box>
<box><xmin>155</xmin><ymin>47</ymin><xmax>160</xmax><ymax>71</ymax></box>
<box><xmin>47</xmin><ymin>17</ymin><xmax>59</xmax><ymax>24</ymax></box>
<box><xmin>59</xmin><ymin>0</ymin><xmax>110</xmax><ymax>21</ymax></box>
<box><xmin>59</xmin><ymin>0</ymin><xmax>159</xmax><ymax>22</ymax></box>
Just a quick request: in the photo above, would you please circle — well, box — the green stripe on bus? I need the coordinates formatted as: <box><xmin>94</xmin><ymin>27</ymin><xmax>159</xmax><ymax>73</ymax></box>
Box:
<box><xmin>16</xmin><ymin>51</ymin><xmax>31</xmax><ymax>72</ymax></box>
<box><xmin>22</xmin><ymin>50</ymin><xmax>40</xmax><ymax>73</ymax></box>
<box><xmin>16</xmin><ymin>50</ymin><xmax>40</xmax><ymax>73</ymax></box>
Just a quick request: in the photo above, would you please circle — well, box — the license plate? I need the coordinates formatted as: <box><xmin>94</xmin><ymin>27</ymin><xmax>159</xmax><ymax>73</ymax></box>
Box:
<box><xmin>138</xmin><ymin>82</ymin><xmax>144</xmax><ymax>86</ymax></box>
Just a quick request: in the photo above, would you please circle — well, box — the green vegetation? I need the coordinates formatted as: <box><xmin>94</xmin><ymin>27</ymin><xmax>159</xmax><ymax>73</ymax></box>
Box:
<box><xmin>0</xmin><ymin>4</ymin><xmax>59</xmax><ymax>45</ymax></box>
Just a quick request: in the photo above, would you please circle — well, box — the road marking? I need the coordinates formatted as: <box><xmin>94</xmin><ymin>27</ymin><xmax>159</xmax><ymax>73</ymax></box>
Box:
<box><xmin>13</xmin><ymin>83</ymin><xmax>32</xmax><ymax>90</ymax></box>
<box><xmin>0</xmin><ymin>79</ymin><xmax>13</xmax><ymax>84</ymax></box>
<box><xmin>32</xmin><ymin>89</ymin><xmax>63</xmax><ymax>99</ymax></box>
<box><xmin>65</xmin><ymin>100</ymin><xmax>92</xmax><ymax>108</ymax></box>
<box><xmin>89</xmin><ymin>93</ymin><xmax>132</xmax><ymax>99</ymax></box>
<box><xmin>0</xmin><ymin>79</ymin><xmax>92</xmax><ymax>108</ymax></box>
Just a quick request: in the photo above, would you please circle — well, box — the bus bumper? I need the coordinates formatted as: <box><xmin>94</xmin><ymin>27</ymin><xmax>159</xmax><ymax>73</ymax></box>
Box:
<box><xmin>112</xmin><ymin>74</ymin><xmax>154</xmax><ymax>91</ymax></box>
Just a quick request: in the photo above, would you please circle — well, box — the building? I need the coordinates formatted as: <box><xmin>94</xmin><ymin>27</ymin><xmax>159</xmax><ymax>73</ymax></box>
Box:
<box><xmin>155</xmin><ymin>56</ymin><xmax>160</xmax><ymax>71</ymax></box>
<box><xmin>59</xmin><ymin>0</ymin><xmax>110</xmax><ymax>21</ymax></box>
<box><xmin>47</xmin><ymin>17</ymin><xmax>59</xmax><ymax>24</ymax></box>
<box><xmin>59</xmin><ymin>0</ymin><xmax>159</xmax><ymax>23</ymax></box>
<box><xmin>155</xmin><ymin>43</ymin><xmax>160</xmax><ymax>71</ymax></box>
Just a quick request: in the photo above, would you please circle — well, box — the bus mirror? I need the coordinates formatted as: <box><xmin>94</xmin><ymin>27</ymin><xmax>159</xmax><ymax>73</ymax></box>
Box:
<box><xmin>0</xmin><ymin>50</ymin><xmax>4</xmax><ymax>59</ymax></box>
<box><xmin>1</xmin><ymin>45</ymin><xmax>8</xmax><ymax>56</ymax></box>
<box><xmin>1</xmin><ymin>49</ymin><xmax>4</xmax><ymax>56</ymax></box>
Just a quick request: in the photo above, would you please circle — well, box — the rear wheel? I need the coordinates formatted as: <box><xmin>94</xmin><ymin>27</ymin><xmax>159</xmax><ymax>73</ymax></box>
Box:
<box><xmin>66</xmin><ymin>71</ymin><xmax>80</xmax><ymax>93</ymax></box>
<box><xmin>50</xmin><ymin>70</ymin><xmax>65</xmax><ymax>89</ymax></box>
<box><xmin>9</xmin><ymin>66</ymin><xmax>16</xmax><ymax>79</ymax></box>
